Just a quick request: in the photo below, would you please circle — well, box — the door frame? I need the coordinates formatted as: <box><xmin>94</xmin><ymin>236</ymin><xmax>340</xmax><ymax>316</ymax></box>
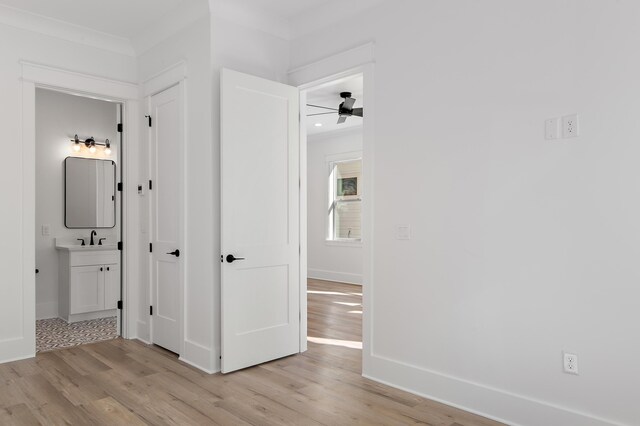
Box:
<box><xmin>143</xmin><ymin>63</ymin><xmax>187</xmax><ymax>357</ymax></box>
<box><xmin>290</xmin><ymin>48</ymin><xmax>375</xmax><ymax>368</ymax></box>
<box><xmin>21</xmin><ymin>62</ymin><xmax>141</xmax><ymax>357</ymax></box>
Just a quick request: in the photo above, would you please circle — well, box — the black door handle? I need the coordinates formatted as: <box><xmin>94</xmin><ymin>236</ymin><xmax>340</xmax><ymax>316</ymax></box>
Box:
<box><xmin>226</xmin><ymin>254</ymin><xmax>245</xmax><ymax>263</ymax></box>
<box><xmin>167</xmin><ymin>250</ymin><xmax>180</xmax><ymax>257</ymax></box>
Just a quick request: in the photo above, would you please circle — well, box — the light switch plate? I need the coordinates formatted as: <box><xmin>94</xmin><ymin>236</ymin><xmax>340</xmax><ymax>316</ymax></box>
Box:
<box><xmin>545</xmin><ymin>118</ymin><xmax>560</xmax><ymax>140</ymax></box>
<box><xmin>42</xmin><ymin>224</ymin><xmax>50</xmax><ymax>236</ymax></box>
<box><xmin>396</xmin><ymin>225</ymin><xmax>412</xmax><ymax>240</ymax></box>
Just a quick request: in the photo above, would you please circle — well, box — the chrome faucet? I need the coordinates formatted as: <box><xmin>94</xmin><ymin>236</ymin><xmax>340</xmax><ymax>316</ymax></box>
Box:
<box><xmin>90</xmin><ymin>230</ymin><xmax>97</xmax><ymax>246</ymax></box>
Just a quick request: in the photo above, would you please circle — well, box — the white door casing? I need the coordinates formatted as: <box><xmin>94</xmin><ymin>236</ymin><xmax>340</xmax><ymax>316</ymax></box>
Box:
<box><xmin>150</xmin><ymin>84</ymin><xmax>183</xmax><ymax>355</ymax></box>
<box><xmin>221</xmin><ymin>69</ymin><xmax>301</xmax><ymax>373</ymax></box>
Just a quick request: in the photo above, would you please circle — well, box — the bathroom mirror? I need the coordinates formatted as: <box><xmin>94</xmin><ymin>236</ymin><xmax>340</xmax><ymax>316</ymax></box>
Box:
<box><xmin>64</xmin><ymin>157</ymin><xmax>116</xmax><ymax>228</ymax></box>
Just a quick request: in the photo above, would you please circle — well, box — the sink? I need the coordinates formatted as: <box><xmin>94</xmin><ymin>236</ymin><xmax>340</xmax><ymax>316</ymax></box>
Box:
<box><xmin>55</xmin><ymin>239</ymin><xmax>118</xmax><ymax>252</ymax></box>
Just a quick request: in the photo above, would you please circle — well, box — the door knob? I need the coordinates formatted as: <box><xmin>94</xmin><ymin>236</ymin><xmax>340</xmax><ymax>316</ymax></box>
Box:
<box><xmin>167</xmin><ymin>250</ymin><xmax>180</xmax><ymax>257</ymax></box>
<box><xmin>226</xmin><ymin>254</ymin><xmax>246</xmax><ymax>263</ymax></box>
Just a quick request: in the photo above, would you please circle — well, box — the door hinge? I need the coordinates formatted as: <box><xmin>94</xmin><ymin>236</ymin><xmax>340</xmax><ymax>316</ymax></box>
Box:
<box><xmin>117</xmin><ymin>123</ymin><xmax>123</xmax><ymax>133</ymax></box>
<box><xmin>117</xmin><ymin>300</ymin><xmax>123</xmax><ymax>310</ymax></box>
<box><xmin>117</xmin><ymin>182</ymin><xmax>123</xmax><ymax>192</ymax></box>
<box><xmin>150</xmin><ymin>306</ymin><xmax>153</xmax><ymax>315</ymax></box>
<box><xmin>149</xmin><ymin>243</ymin><xmax>153</xmax><ymax>253</ymax></box>
<box><xmin>117</xmin><ymin>241</ymin><xmax>123</xmax><ymax>251</ymax></box>
<box><xmin>145</xmin><ymin>115</ymin><xmax>152</xmax><ymax>127</ymax></box>
<box><xmin>149</xmin><ymin>180</ymin><xmax>153</xmax><ymax>190</ymax></box>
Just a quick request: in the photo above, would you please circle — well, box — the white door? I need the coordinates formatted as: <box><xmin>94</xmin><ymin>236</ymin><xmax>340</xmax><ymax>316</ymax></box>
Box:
<box><xmin>150</xmin><ymin>84</ymin><xmax>183</xmax><ymax>354</ymax></box>
<box><xmin>221</xmin><ymin>69</ymin><xmax>301</xmax><ymax>373</ymax></box>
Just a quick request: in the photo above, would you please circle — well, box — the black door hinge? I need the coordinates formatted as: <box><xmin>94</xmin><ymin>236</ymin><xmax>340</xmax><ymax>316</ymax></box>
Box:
<box><xmin>149</xmin><ymin>180</ymin><xmax>153</xmax><ymax>190</ymax></box>
<box><xmin>117</xmin><ymin>300</ymin><xmax>123</xmax><ymax>310</ymax></box>
<box><xmin>149</xmin><ymin>243</ymin><xmax>153</xmax><ymax>253</ymax></box>
<box><xmin>150</xmin><ymin>306</ymin><xmax>153</xmax><ymax>315</ymax></box>
<box><xmin>117</xmin><ymin>182</ymin><xmax>123</xmax><ymax>192</ymax></box>
<box><xmin>117</xmin><ymin>123</ymin><xmax>123</xmax><ymax>133</ymax></box>
<box><xmin>117</xmin><ymin>241</ymin><xmax>123</xmax><ymax>251</ymax></box>
<box><xmin>145</xmin><ymin>115</ymin><xmax>152</xmax><ymax>127</ymax></box>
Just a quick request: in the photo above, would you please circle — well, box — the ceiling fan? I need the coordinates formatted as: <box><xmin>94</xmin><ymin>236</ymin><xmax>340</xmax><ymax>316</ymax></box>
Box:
<box><xmin>307</xmin><ymin>92</ymin><xmax>364</xmax><ymax>124</ymax></box>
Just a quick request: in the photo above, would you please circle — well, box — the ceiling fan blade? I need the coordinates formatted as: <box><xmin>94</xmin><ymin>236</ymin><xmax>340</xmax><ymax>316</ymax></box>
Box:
<box><xmin>352</xmin><ymin>108</ymin><xmax>363</xmax><ymax>117</ymax></box>
<box><xmin>342</xmin><ymin>97</ymin><xmax>356</xmax><ymax>110</ymax></box>
<box><xmin>306</xmin><ymin>104</ymin><xmax>338</xmax><ymax>111</ymax></box>
<box><xmin>307</xmin><ymin>112</ymin><xmax>336</xmax><ymax>117</ymax></box>
<box><xmin>337</xmin><ymin>116</ymin><xmax>347</xmax><ymax>124</ymax></box>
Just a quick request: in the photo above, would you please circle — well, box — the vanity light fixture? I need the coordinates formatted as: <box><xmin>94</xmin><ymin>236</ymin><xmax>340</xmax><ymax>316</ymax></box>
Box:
<box><xmin>70</xmin><ymin>135</ymin><xmax>112</xmax><ymax>156</ymax></box>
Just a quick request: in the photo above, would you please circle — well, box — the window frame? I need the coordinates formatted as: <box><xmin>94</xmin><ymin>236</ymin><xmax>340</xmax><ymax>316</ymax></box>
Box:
<box><xmin>325</xmin><ymin>151</ymin><xmax>363</xmax><ymax>246</ymax></box>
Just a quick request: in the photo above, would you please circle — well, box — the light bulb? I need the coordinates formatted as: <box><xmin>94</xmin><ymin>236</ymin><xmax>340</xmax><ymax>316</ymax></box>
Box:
<box><xmin>73</xmin><ymin>143</ymin><xmax>81</xmax><ymax>152</ymax></box>
<box><xmin>89</xmin><ymin>145</ymin><xmax>96</xmax><ymax>153</ymax></box>
<box><xmin>105</xmin><ymin>147</ymin><xmax>112</xmax><ymax>155</ymax></box>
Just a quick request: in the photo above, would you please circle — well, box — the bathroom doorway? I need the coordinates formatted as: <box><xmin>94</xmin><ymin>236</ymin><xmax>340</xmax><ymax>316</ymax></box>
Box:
<box><xmin>35</xmin><ymin>88</ymin><xmax>123</xmax><ymax>353</ymax></box>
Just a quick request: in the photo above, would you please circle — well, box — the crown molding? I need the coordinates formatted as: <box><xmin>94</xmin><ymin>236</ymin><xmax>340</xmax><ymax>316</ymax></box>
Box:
<box><xmin>0</xmin><ymin>4</ymin><xmax>135</xmax><ymax>57</ymax></box>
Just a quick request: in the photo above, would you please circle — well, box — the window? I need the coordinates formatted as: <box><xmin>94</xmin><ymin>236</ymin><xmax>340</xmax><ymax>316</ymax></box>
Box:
<box><xmin>327</xmin><ymin>156</ymin><xmax>362</xmax><ymax>242</ymax></box>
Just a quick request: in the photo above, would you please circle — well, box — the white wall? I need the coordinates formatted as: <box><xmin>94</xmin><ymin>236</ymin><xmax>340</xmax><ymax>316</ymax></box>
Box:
<box><xmin>308</xmin><ymin>129</ymin><xmax>363</xmax><ymax>284</ymax></box>
<box><xmin>0</xmin><ymin>21</ymin><xmax>136</xmax><ymax>362</ymax></box>
<box><xmin>291</xmin><ymin>1</ymin><xmax>640</xmax><ymax>425</ymax></box>
<box><xmin>35</xmin><ymin>89</ymin><xmax>119</xmax><ymax>319</ymax></box>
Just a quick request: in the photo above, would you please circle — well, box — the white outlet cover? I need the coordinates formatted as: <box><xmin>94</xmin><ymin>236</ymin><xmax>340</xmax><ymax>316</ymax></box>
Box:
<box><xmin>563</xmin><ymin>352</ymin><xmax>579</xmax><ymax>375</ymax></box>
<box><xmin>396</xmin><ymin>225</ymin><xmax>412</xmax><ymax>240</ymax></box>
<box><xmin>545</xmin><ymin>118</ymin><xmax>560</xmax><ymax>140</ymax></box>
<box><xmin>562</xmin><ymin>114</ymin><xmax>579</xmax><ymax>138</ymax></box>
<box><xmin>42</xmin><ymin>224</ymin><xmax>50</xmax><ymax>236</ymax></box>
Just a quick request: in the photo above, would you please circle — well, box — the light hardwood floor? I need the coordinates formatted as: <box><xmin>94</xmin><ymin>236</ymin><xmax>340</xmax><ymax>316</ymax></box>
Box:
<box><xmin>0</xmin><ymin>279</ymin><xmax>504</xmax><ymax>425</ymax></box>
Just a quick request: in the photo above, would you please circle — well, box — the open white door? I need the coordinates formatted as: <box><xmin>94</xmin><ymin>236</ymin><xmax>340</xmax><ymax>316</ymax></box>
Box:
<box><xmin>150</xmin><ymin>84</ymin><xmax>183</xmax><ymax>354</ymax></box>
<box><xmin>221</xmin><ymin>69</ymin><xmax>300</xmax><ymax>373</ymax></box>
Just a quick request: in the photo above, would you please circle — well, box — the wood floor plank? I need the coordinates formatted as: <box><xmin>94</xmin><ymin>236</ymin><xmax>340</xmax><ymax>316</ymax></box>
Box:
<box><xmin>0</xmin><ymin>279</ymin><xmax>503</xmax><ymax>425</ymax></box>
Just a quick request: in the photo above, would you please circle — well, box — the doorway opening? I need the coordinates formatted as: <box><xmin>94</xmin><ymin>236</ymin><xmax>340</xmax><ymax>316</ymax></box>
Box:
<box><xmin>303</xmin><ymin>73</ymin><xmax>365</xmax><ymax>367</ymax></box>
<box><xmin>35</xmin><ymin>88</ymin><xmax>123</xmax><ymax>353</ymax></box>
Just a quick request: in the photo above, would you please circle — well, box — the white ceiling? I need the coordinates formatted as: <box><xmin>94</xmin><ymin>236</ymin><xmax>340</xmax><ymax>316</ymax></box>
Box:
<box><xmin>0</xmin><ymin>0</ymin><xmax>203</xmax><ymax>38</ymax></box>
<box><xmin>306</xmin><ymin>74</ymin><xmax>363</xmax><ymax>136</ymax></box>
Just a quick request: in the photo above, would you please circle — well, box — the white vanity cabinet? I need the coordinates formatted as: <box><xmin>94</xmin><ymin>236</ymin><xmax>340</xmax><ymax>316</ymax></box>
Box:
<box><xmin>57</xmin><ymin>245</ymin><xmax>120</xmax><ymax>323</ymax></box>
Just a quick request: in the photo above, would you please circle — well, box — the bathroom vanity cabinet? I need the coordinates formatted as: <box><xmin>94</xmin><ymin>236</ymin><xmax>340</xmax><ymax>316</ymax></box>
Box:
<box><xmin>56</xmin><ymin>244</ymin><xmax>120</xmax><ymax>323</ymax></box>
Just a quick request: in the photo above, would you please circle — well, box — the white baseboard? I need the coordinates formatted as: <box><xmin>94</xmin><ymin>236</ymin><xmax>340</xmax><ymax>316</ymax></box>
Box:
<box><xmin>308</xmin><ymin>268</ymin><xmax>362</xmax><ymax>285</ymax></box>
<box><xmin>365</xmin><ymin>354</ymin><xmax>625</xmax><ymax>426</ymax></box>
<box><xmin>36</xmin><ymin>301</ymin><xmax>58</xmax><ymax>320</ymax></box>
<box><xmin>180</xmin><ymin>339</ymin><xmax>217</xmax><ymax>374</ymax></box>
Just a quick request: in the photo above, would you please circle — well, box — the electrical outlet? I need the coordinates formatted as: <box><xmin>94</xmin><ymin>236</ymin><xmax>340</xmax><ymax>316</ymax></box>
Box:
<box><xmin>42</xmin><ymin>224</ymin><xmax>50</xmax><ymax>236</ymax></box>
<box><xmin>545</xmin><ymin>118</ymin><xmax>560</xmax><ymax>140</ymax></box>
<box><xmin>563</xmin><ymin>352</ymin><xmax>579</xmax><ymax>375</ymax></box>
<box><xmin>395</xmin><ymin>225</ymin><xmax>412</xmax><ymax>240</ymax></box>
<box><xmin>562</xmin><ymin>114</ymin><xmax>579</xmax><ymax>138</ymax></box>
